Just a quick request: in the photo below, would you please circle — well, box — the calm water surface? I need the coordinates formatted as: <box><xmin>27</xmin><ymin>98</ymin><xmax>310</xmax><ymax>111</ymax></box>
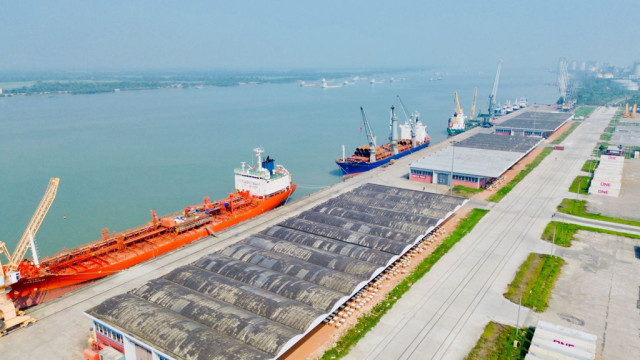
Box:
<box><xmin>0</xmin><ymin>69</ymin><xmax>557</xmax><ymax>256</ymax></box>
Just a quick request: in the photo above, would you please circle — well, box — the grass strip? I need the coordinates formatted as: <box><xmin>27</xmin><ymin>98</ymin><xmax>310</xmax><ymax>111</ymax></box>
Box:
<box><xmin>551</xmin><ymin>122</ymin><xmax>580</xmax><ymax>145</ymax></box>
<box><xmin>504</xmin><ymin>253</ymin><xmax>565</xmax><ymax>312</ymax></box>
<box><xmin>320</xmin><ymin>208</ymin><xmax>489</xmax><ymax>359</ymax></box>
<box><xmin>452</xmin><ymin>185</ymin><xmax>484</xmax><ymax>198</ymax></box>
<box><xmin>573</xmin><ymin>106</ymin><xmax>597</xmax><ymax>118</ymax></box>
<box><xmin>541</xmin><ymin>221</ymin><xmax>640</xmax><ymax>247</ymax></box>
<box><xmin>489</xmin><ymin>148</ymin><xmax>553</xmax><ymax>202</ymax></box>
<box><xmin>581</xmin><ymin>160</ymin><xmax>599</xmax><ymax>172</ymax></box>
<box><xmin>568</xmin><ymin>175</ymin><xmax>591</xmax><ymax>194</ymax></box>
<box><xmin>557</xmin><ymin>199</ymin><xmax>640</xmax><ymax>227</ymax></box>
<box><xmin>467</xmin><ymin>321</ymin><xmax>534</xmax><ymax>360</ymax></box>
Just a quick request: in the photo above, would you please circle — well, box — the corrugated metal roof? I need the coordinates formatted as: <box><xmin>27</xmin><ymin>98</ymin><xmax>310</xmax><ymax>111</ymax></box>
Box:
<box><xmin>454</xmin><ymin>134</ymin><xmax>542</xmax><ymax>152</ymax></box>
<box><xmin>86</xmin><ymin>183</ymin><xmax>466</xmax><ymax>360</ymax></box>
<box><xmin>496</xmin><ymin>111</ymin><xmax>572</xmax><ymax>131</ymax></box>
<box><xmin>410</xmin><ymin>147</ymin><xmax>528</xmax><ymax>178</ymax></box>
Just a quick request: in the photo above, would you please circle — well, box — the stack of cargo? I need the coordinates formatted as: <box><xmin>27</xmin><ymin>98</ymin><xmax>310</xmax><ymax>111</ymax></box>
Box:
<box><xmin>588</xmin><ymin>154</ymin><xmax>625</xmax><ymax>197</ymax></box>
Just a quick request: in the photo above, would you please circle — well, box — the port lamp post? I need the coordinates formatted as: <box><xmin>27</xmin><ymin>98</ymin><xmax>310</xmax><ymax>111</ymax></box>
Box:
<box><xmin>450</xmin><ymin>141</ymin><xmax>456</xmax><ymax>196</ymax></box>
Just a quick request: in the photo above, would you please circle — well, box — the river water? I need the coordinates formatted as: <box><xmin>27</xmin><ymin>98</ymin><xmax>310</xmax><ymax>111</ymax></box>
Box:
<box><xmin>0</xmin><ymin>68</ymin><xmax>558</xmax><ymax>256</ymax></box>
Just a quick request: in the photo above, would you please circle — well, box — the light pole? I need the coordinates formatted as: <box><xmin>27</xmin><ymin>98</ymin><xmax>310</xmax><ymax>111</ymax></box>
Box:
<box><xmin>551</xmin><ymin>212</ymin><xmax>556</xmax><ymax>255</ymax></box>
<box><xmin>552</xmin><ymin>225</ymin><xmax>556</xmax><ymax>256</ymax></box>
<box><xmin>450</xmin><ymin>141</ymin><xmax>456</xmax><ymax>196</ymax></box>
<box><xmin>515</xmin><ymin>289</ymin><xmax>532</xmax><ymax>340</ymax></box>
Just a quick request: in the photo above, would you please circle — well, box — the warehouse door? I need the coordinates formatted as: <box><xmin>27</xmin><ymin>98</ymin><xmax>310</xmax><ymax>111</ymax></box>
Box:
<box><xmin>437</xmin><ymin>173</ymin><xmax>449</xmax><ymax>185</ymax></box>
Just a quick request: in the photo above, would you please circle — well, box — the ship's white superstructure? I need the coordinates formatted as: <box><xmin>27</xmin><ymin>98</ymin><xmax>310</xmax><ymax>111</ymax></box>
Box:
<box><xmin>234</xmin><ymin>147</ymin><xmax>293</xmax><ymax>197</ymax></box>
<box><xmin>399</xmin><ymin>112</ymin><xmax>429</xmax><ymax>144</ymax></box>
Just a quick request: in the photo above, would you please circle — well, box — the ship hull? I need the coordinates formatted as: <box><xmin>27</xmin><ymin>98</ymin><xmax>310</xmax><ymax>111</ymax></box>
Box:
<box><xmin>336</xmin><ymin>142</ymin><xmax>429</xmax><ymax>176</ymax></box>
<box><xmin>9</xmin><ymin>185</ymin><xmax>296</xmax><ymax>308</ymax></box>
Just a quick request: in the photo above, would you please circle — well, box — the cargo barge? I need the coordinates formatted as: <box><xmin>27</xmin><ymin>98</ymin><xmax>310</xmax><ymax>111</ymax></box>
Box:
<box><xmin>7</xmin><ymin>148</ymin><xmax>295</xmax><ymax>308</ymax></box>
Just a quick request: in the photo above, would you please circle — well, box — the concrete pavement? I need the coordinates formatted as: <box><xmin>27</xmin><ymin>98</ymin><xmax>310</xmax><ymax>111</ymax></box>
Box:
<box><xmin>344</xmin><ymin>107</ymin><xmax>617</xmax><ymax>360</ymax></box>
<box><xmin>554</xmin><ymin>212</ymin><xmax>640</xmax><ymax>236</ymax></box>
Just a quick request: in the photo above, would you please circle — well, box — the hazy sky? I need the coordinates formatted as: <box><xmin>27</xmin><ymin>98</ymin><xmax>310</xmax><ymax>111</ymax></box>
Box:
<box><xmin>1</xmin><ymin>0</ymin><xmax>638</xmax><ymax>72</ymax></box>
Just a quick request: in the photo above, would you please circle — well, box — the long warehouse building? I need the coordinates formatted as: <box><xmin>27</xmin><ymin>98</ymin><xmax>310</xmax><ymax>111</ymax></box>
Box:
<box><xmin>494</xmin><ymin>111</ymin><xmax>573</xmax><ymax>137</ymax></box>
<box><xmin>409</xmin><ymin>134</ymin><xmax>541</xmax><ymax>188</ymax></box>
<box><xmin>85</xmin><ymin>183</ymin><xmax>466</xmax><ymax>360</ymax></box>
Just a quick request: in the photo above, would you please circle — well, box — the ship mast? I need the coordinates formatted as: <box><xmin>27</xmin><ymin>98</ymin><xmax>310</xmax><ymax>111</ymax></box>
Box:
<box><xmin>253</xmin><ymin>147</ymin><xmax>264</xmax><ymax>171</ymax></box>
<box><xmin>389</xmin><ymin>106</ymin><xmax>399</xmax><ymax>155</ymax></box>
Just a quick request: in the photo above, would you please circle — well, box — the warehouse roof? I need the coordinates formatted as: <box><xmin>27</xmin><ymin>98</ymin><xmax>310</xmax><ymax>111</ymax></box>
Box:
<box><xmin>86</xmin><ymin>183</ymin><xmax>466</xmax><ymax>360</ymax></box>
<box><xmin>410</xmin><ymin>146</ymin><xmax>529</xmax><ymax>178</ymax></box>
<box><xmin>497</xmin><ymin>111</ymin><xmax>572</xmax><ymax>131</ymax></box>
<box><xmin>454</xmin><ymin>134</ymin><xmax>542</xmax><ymax>153</ymax></box>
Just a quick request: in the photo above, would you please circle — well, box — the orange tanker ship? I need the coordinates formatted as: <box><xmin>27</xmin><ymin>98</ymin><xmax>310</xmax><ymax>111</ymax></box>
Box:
<box><xmin>8</xmin><ymin>148</ymin><xmax>295</xmax><ymax>308</ymax></box>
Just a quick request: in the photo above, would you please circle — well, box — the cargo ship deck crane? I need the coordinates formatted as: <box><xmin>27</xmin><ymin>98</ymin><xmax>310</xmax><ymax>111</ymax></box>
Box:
<box><xmin>359</xmin><ymin>107</ymin><xmax>377</xmax><ymax>162</ymax></box>
<box><xmin>1</xmin><ymin>177</ymin><xmax>59</xmax><ymax>336</ymax></box>
<box><xmin>470</xmin><ymin>87</ymin><xmax>477</xmax><ymax>121</ymax></box>
<box><xmin>486</xmin><ymin>60</ymin><xmax>502</xmax><ymax>127</ymax></box>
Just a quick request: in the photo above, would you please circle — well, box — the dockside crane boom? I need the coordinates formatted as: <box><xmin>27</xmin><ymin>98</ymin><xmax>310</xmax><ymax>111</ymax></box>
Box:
<box><xmin>454</xmin><ymin>91</ymin><xmax>463</xmax><ymax>116</ymax></box>
<box><xmin>1</xmin><ymin>177</ymin><xmax>59</xmax><ymax>335</ymax></box>
<box><xmin>8</xmin><ymin>178</ymin><xmax>59</xmax><ymax>268</ymax></box>
<box><xmin>470</xmin><ymin>87</ymin><xmax>477</xmax><ymax>121</ymax></box>
<box><xmin>485</xmin><ymin>60</ymin><xmax>502</xmax><ymax>127</ymax></box>
<box><xmin>360</xmin><ymin>107</ymin><xmax>377</xmax><ymax>162</ymax></box>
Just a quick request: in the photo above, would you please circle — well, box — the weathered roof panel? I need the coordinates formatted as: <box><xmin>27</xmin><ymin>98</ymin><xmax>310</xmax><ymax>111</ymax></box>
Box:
<box><xmin>86</xmin><ymin>183</ymin><xmax>466</xmax><ymax>360</ymax></box>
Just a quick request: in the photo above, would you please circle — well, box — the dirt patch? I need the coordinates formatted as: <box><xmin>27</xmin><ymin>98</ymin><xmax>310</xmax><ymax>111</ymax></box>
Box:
<box><xmin>280</xmin><ymin>206</ymin><xmax>473</xmax><ymax>360</ymax></box>
<box><xmin>545</xmin><ymin>121</ymin><xmax>575</xmax><ymax>143</ymax></box>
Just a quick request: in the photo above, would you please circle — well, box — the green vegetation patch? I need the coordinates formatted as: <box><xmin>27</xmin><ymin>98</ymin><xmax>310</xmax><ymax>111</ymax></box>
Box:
<box><xmin>551</xmin><ymin>122</ymin><xmax>580</xmax><ymax>144</ymax></box>
<box><xmin>573</xmin><ymin>106</ymin><xmax>597</xmax><ymax>118</ymax></box>
<box><xmin>574</xmin><ymin>78</ymin><xmax>640</xmax><ymax>105</ymax></box>
<box><xmin>467</xmin><ymin>321</ymin><xmax>534</xmax><ymax>360</ymax></box>
<box><xmin>542</xmin><ymin>221</ymin><xmax>640</xmax><ymax>247</ymax></box>
<box><xmin>581</xmin><ymin>160</ymin><xmax>599</xmax><ymax>172</ymax></box>
<box><xmin>600</xmin><ymin>133</ymin><xmax>612</xmax><ymax>141</ymax></box>
<box><xmin>504</xmin><ymin>253</ymin><xmax>565</xmax><ymax>312</ymax></box>
<box><xmin>557</xmin><ymin>199</ymin><xmax>640</xmax><ymax>227</ymax></box>
<box><xmin>320</xmin><ymin>209</ymin><xmax>489</xmax><ymax>359</ymax></box>
<box><xmin>452</xmin><ymin>185</ymin><xmax>484</xmax><ymax>198</ymax></box>
<box><xmin>489</xmin><ymin>148</ymin><xmax>553</xmax><ymax>202</ymax></box>
<box><xmin>568</xmin><ymin>175</ymin><xmax>591</xmax><ymax>194</ymax></box>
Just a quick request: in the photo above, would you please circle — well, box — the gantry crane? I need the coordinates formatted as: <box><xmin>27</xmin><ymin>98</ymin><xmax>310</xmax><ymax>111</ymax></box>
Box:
<box><xmin>622</xmin><ymin>103</ymin><xmax>638</xmax><ymax>118</ymax></box>
<box><xmin>1</xmin><ymin>177</ymin><xmax>59</xmax><ymax>335</ymax></box>
<box><xmin>469</xmin><ymin>87</ymin><xmax>477</xmax><ymax>121</ymax></box>
<box><xmin>359</xmin><ymin>107</ymin><xmax>377</xmax><ymax>162</ymax></box>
